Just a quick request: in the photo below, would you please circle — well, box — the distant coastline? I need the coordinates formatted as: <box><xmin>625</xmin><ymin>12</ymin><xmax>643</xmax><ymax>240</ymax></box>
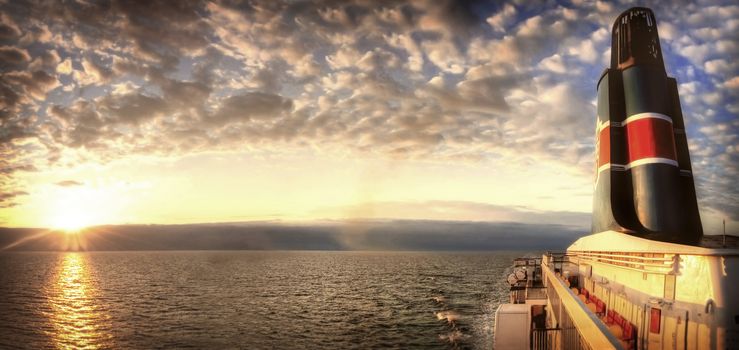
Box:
<box><xmin>0</xmin><ymin>220</ymin><xmax>587</xmax><ymax>251</ymax></box>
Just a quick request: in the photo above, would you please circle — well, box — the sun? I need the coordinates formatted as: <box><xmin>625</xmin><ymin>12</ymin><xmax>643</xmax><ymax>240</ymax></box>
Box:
<box><xmin>51</xmin><ymin>209</ymin><xmax>94</xmax><ymax>232</ymax></box>
<box><xmin>43</xmin><ymin>184</ymin><xmax>120</xmax><ymax>232</ymax></box>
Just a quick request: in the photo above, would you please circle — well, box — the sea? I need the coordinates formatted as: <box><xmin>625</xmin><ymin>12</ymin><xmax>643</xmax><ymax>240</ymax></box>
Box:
<box><xmin>0</xmin><ymin>251</ymin><xmax>538</xmax><ymax>349</ymax></box>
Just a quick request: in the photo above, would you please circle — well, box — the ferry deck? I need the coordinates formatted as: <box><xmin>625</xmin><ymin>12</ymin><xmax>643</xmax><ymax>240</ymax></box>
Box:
<box><xmin>494</xmin><ymin>231</ymin><xmax>739</xmax><ymax>350</ymax></box>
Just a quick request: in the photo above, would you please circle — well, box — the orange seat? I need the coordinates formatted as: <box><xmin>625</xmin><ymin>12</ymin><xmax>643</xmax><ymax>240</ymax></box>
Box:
<box><xmin>586</xmin><ymin>302</ymin><xmax>597</xmax><ymax>313</ymax></box>
<box><xmin>596</xmin><ymin>299</ymin><xmax>605</xmax><ymax>313</ymax></box>
<box><xmin>614</xmin><ymin>314</ymin><xmax>624</xmax><ymax>327</ymax></box>
<box><xmin>608</xmin><ymin>324</ymin><xmax>623</xmax><ymax>339</ymax></box>
<box><xmin>623</xmin><ymin>322</ymin><xmax>635</xmax><ymax>340</ymax></box>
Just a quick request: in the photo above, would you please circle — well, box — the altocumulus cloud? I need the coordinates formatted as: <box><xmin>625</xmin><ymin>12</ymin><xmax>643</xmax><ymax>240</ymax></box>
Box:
<box><xmin>0</xmin><ymin>0</ymin><xmax>736</xmax><ymax>219</ymax></box>
<box><xmin>54</xmin><ymin>180</ymin><xmax>83</xmax><ymax>187</ymax></box>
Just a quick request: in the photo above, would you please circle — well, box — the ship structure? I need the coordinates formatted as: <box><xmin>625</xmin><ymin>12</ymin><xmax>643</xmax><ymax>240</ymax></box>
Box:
<box><xmin>493</xmin><ymin>7</ymin><xmax>739</xmax><ymax>350</ymax></box>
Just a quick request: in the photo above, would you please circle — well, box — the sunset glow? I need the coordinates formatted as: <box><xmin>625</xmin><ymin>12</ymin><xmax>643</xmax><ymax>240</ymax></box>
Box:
<box><xmin>41</xmin><ymin>185</ymin><xmax>121</xmax><ymax>232</ymax></box>
<box><xmin>51</xmin><ymin>214</ymin><xmax>90</xmax><ymax>232</ymax></box>
<box><xmin>0</xmin><ymin>1</ymin><xmax>735</xmax><ymax>234</ymax></box>
<box><xmin>2</xmin><ymin>3</ymin><xmax>737</xmax><ymax>350</ymax></box>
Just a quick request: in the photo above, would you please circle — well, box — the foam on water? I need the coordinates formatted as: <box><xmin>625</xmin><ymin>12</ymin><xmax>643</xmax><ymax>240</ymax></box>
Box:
<box><xmin>439</xmin><ymin>329</ymin><xmax>470</xmax><ymax>344</ymax></box>
<box><xmin>435</xmin><ymin>310</ymin><xmax>461</xmax><ymax>324</ymax></box>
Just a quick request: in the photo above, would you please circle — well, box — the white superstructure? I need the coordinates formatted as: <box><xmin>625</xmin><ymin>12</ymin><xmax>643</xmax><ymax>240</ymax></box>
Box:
<box><xmin>494</xmin><ymin>232</ymin><xmax>739</xmax><ymax>349</ymax></box>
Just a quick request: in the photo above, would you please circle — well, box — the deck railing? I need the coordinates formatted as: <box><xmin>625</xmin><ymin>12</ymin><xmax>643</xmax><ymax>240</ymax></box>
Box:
<box><xmin>531</xmin><ymin>328</ymin><xmax>559</xmax><ymax>350</ymax></box>
<box><xmin>569</xmin><ymin>251</ymin><xmax>676</xmax><ymax>274</ymax></box>
<box><xmin>543</xmin><ymin>256</ymin><xmax>623</xmax><ymax>350</ymax></box>
<box><xmin>526</xmin><ymin>286</ymin><xmax>547</xmax><ymax>300</ymax></box>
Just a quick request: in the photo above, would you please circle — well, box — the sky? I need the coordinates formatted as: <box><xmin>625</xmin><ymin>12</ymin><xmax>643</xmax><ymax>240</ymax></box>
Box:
<box><xmin>0</xmin><ymin>0</ymin><xmax>736</xmax><ymax>234</ymax></box>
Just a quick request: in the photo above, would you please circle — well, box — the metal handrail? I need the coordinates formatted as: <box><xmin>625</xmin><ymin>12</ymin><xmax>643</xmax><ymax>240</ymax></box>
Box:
<box><xmin>571</xmin><ymin>251</ymin><xmax>675</xmax><ymax>274</ymax></box>
<box><xmin>575</xmin><ymin>255</ymin><xmax>672</xmax><ymax>269</ymax></box>
<box><xmin>543</xmin><ymin>264</ymin><xmax>622</xmax><ymax>350</ymax></box>
<box><xmin>526</xmin><ymin>286</ymin><xmax>547</xmax><ymax>300</ymax></box>
<box><xmin>572</xmin><ymin>251</ymin><xmax>672</xmax><ymax>261</ymax></box>
<box><xmin>532</xmin><ymin>328</ymin><xmax>560</xmax><ymax>350</ymax></box>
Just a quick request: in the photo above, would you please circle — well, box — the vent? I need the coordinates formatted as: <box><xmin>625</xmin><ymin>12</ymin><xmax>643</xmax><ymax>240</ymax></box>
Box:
<box><xmin>611</xmin><ymin>8</ymin><xmax>665</xmax><ymax>70</ymax></box>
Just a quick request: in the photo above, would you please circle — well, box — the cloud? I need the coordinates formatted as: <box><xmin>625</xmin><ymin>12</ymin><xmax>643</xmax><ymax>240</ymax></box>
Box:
<box><xmin>486</xmin><ymin>4</ymin><xmax>517</xmax><ymax>32</ymax></box>
<box><xmin>0</xmin><ymin>190</ymin><xmax>28</xmax><ymax>208</ymax></box>
<box><xmin>0</xmin><ymin>46</ymin><xmax>30</xmax><ymax>66</ymax></box>
<box><xmin>0</xmin><ymin>161</ymin><xmax>33</xmax><ymax>208</ymax></box>
<box><xmin>206</xmin><ymin>92</ymin><xmax>293</xmax><ymax>126</ymax></box>
<box><xmin>704</xmin><ymin>59</ymin><xmax>736</xmax><ymax>76</ymax></box>
<box><xmin>315</xmin><ymin>200</ymin><xmax>590</xmax><ymax>229</ymax></box>
<box><xmin>539</xmin><ymin>54</ymin><xmax>567</xmax><ymax>73</ymax></box>
<box><xmin>56</xmin><ymin>58</ymin><xmax>72</xmax><ymax>75</ymax></box>
<box><xmin>55</xmin><ymin>180</ymin><xmax>84</xmax><ymax>187</ymax></box>
<box><xmin>1</xmin><ymin>70</ymin><xmax>59</xmax><ymax>108</ymax></box>
<box><xmin>0</xmin><ymin>14</ymin><xmax>22</xmax><ymax>40</ymax></box>
<box><xmin>76</xmin><ymin>57</ymin><xmax>113</xmax><ymax>85</ymax></box>
<box><xmin>0</xmin><ymin>1</ymin><xmax>735</xmax><ymax>227</ymax></box>
<box><xmin>568</xmin><ymin>39</ymin><xmax>598</xmax><ymax>63</ymax></box>
<box><xmin>326</xmin><ymin>45</ymin><xmax>363</xmax><ymax>70</ymax></box>
<box><xmin>28</xmin><ymin>50</ymin><xmax>60</xmax><ymax>71</ymax></box>
<box><xmin>0</xmin><ymin>190</ymin><xmax>28</xmax><ymax>200</ymax></box>
<box><xmin>100</xmin><ymin>92</ymin><xmax>169</xmax><ymax>125</ymax></box>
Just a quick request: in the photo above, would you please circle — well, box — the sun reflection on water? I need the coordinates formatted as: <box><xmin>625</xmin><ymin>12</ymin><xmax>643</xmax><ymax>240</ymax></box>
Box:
<box><xmin>47</xmin><ymin>253</ymin><xmax>111</xmax><ymax>349</ymax></box>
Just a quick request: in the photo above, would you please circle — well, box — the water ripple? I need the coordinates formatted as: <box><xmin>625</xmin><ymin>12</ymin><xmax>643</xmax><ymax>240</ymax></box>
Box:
<box><xmin>0</xmin><ymin>251</ymin><xmax>526</xmax><ymax>349</ymax></box>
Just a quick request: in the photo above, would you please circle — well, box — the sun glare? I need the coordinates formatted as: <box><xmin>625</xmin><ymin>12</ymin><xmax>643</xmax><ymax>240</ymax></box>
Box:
<box><xmin>52</xmin><ymin>210</ymin><xmax>93</xmax><ymax>232</ymax></box>
<box><xmin>44</xmin><ymin>185</ymin><xmax>120</xmax><ymax>232</ymax></box>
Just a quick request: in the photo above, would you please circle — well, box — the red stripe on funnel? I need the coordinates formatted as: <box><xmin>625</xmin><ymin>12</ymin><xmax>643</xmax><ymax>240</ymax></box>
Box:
<box><xmin>597</xmin><ymin>126</ymin><xmax>610</xmax><ymax>168</ymax></box>
<box><xmin>626</xmin><ymin>118</ymin><xmax>677</xmax><ymax>163</ymax></box>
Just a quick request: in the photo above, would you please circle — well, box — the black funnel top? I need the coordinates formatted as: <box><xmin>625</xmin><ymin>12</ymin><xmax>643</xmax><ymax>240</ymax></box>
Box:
<box><xmin>611</xmin><ymin>7</ymin><xmax>665</xmax><ymax>71</ymax></box>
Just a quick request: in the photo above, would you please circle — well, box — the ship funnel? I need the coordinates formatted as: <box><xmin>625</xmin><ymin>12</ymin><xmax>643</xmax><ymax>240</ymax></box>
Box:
<box><xmin>593</xmin><ymin>7</ymin><xmax>702</xmax><ymax>244</ymax></box>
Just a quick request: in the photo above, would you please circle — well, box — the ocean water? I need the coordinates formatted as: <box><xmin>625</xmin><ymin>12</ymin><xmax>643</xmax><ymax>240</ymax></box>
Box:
<box><xmin>0</xmin><ymin>251</ymin><xmax>531</xmax><ymax>349</ymax></box>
